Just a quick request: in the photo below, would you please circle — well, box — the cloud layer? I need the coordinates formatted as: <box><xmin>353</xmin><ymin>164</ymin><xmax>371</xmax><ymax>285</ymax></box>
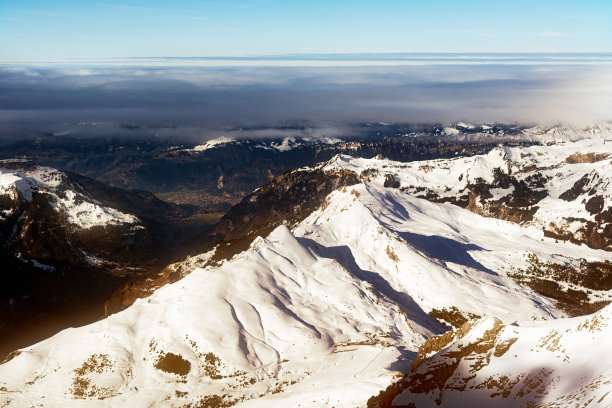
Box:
<box><xmin>1</xmin><ymin>63</ymin><xmax>611</xmax><ymax>141</ymax></box>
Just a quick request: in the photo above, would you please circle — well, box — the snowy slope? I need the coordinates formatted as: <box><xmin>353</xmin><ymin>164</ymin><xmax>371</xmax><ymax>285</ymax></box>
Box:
<box><xmin>376</xmin><ymin>304</ymin><xmax>612</xmax><ymax>408</ymax></box>
<box><xmin>0</xmin><ymin>160</ymin><xmax>145</xmax><ymax>271</ymax></box>
<box><xmin>325</xmin><ymin>136</ymin><xmax>612</xmax><ymax>250</ymax></box>
<box><xmin>3</xmin><ymin>155</ymin><xmax>611</xmax><ymax>407</ymax></box>
<box><xmin>188</xmin><ymin>136</ymin><xmax>236</xmax><ymax>152</ymax></box>
<box><xmin>0</xmin><ymin>160</ymin><xmax>139</xmax><ymax>228</ymax></box>
<box><xmin>186</xmin><ymin>135</ymin><xmax>342</xmax><ymax>154</ymax></box>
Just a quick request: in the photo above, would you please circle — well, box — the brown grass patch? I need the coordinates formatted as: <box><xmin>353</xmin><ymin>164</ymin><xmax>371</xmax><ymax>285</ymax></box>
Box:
<box><xmin>185</xmin><ymin>395</ymin><xmax>236</xmax><ymax>408</ymax></box>
<box><xmin>565</xmin><ymin>152</ymin><xmax>610</xmax><ymax>164</ymax></box>
<box><xmin>429</xmin><ymin>306</ymin><xmax>480</xmax><ymax>329</ymax></box>
<box><xmin>155</xmin><ymin>352</ymin><xmax>191</xmax><ymax>376</ymax></box>
<box><xmin>70</xmin><ymin>354</ymin><xmax>116</xmax><ymax>399</ymax></box>
<box><xmin>386</xmin><ymin>245</ymin><xmax>399</xmax><ymax>262</ymax></box>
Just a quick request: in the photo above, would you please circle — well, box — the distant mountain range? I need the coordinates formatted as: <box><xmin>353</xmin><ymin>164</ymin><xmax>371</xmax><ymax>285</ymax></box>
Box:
<box><xmin>2</xmin><ymin>122</ymin><xmax>609</xmax><ymax>215</ymax></box>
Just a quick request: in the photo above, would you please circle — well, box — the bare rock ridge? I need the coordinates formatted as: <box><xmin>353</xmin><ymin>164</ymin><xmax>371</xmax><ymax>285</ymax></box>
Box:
<box><xmin>215</xmin><ymin>166</ymin><xmax>359</xmax><ymax>241</ymax></box>
<box><xmin>368</xmin><ymin>305</ymin><xmax>612</xmax><ymax>408</ymax></box>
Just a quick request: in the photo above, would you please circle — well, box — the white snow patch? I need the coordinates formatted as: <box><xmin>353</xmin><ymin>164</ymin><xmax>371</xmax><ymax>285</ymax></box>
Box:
<box><xmin>0</xmin><ymin>164</ymin><xmax>140</xmax><ymax>229</ymax></box>
<box><xmin>189</xmin><ymin>136</ymin><xmax>235</xmax><ymax>152</ymax></box>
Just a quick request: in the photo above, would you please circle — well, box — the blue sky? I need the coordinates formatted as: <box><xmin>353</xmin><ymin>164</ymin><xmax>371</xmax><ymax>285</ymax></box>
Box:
<box><xmin>1</xmin><ymin>0</ymin><xmax>611</xmax><ymax>61</ymax></box>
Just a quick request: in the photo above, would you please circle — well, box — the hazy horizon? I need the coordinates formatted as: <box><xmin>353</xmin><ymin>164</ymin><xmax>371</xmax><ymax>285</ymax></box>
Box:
<box><xmin>4</xmin><ymin>52</ymin><xmax>612</xmax><ymax>65</ymax></box>
<box><xmin>1</xmin><ymin>57</ymin><xmax>612</xmax><ymax>142</ymax></box>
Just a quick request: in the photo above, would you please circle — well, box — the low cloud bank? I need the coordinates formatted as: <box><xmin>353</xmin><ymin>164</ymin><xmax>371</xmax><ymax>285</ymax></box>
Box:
<box><xmin>0</xmin><ymin>64</ymin><xmax>611</xmax><ymax>141</ymax></box>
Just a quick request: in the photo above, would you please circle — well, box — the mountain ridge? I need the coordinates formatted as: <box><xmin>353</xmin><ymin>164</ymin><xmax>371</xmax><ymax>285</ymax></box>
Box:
<box><xmin>0</xmin><ymin>160</ymin><xmax>214</xmax><ymax>358</ymax></box>
<box><xmin>1</xmin><ymin>128</ymin><xmax>611</xmax><ymax>407</ymax></box>
<box><xmin>369</xmin><ymin>304</ymin><xmax>612</xmax><ymax>407</ymax></box>
<box><xmin>2</xmin><ymin>135</ymin><xmax>610</xmax><ymax>406</ymax></box>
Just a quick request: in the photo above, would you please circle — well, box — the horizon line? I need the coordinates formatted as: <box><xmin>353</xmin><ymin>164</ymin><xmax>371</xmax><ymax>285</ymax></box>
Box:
<box><xmin>3</xmin><ymin>52</ymin><xmax>612</xmax><ymax>67</ymax></box>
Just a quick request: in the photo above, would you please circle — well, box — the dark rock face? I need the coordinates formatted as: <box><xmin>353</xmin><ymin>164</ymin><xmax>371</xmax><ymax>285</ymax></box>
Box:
<box><xmin>586</xmin><ymin>195</ymin><xmax>605</xmax><ymax>215</ymax></box>
<box><xmin>560</xmin><ymin>174</ymin><xmax>591</xmax><ymax>201</ymax></box>
<box><xmin>464</xmin><ymin>170</ymin><xmax>548</xmax><ymax>224</ymax></box>
<box><xmin>383</xmin><ymin>174</ymin><xmax>400</xmax><ymax>188</ymax></box>
<box><xmin>403</xmin><ymin>167</ymin><xmax>549</xmax><ymax>225</ymax></box>
<box><xmin>0</xmin><ymin>165</ymin><xmax>180</xmax><ymax>268</ymax></box>
<box><xmin>8</xmin><ymin>194</ymin><xmax>151</xmax><ymax>266</ymax></box>
<box><xmin>215</xmin><ymin>167</ymin><xmax>359</xmax><ymax>242</ymax></box>
<box><xmin>544</xmin><ymin>171</ymin><xmax>611</xmax><ymax>251</ymax></box>
<box><xmin>508</xmin><ymin>254</ymin><xmax>611</xmax><ymax>316</ymax></box>
<box><xmin>210</xmin><ymin>166</ymin><xmax>361</xmax><ymax>268</ymax></box>
<box><xmin>544</xmin><ymin>218</ymin><xmax>611</xmax><ymax>251</ymax></box>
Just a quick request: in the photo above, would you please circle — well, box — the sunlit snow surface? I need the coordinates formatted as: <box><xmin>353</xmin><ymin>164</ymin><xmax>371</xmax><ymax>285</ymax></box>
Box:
<box><xmin>392</xmin><ymin>305</ymin><xmax>612</xmax><ymax>407</ymax></box>
<box><xmin>0</xmin><ymin>162</ymin><xmax>139</xmax><ymax>228</ymax></box>
<box><xmin>1</xmin><ymin>137</ymin><xmax>611</xmax><ymax>407</ymax></box>
<box><xmin>326</xmin><ymin>134</ymin><xmax>612</xmax><ymax>241</ymax></box>
<box><xmin>188</xmin><ymin>136</ymin><xmax>236</xmax><ymax>152</ymax></box>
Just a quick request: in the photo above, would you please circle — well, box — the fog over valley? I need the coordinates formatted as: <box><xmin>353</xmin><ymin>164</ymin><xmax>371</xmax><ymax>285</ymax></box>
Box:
<box><xmin>1</xmin><ymin>61</ymin><xmax>611</xmax><ymax>142</ymax></box>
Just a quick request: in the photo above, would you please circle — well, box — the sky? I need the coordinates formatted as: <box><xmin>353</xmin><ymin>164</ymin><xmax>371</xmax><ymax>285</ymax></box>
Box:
<box><xmin>1</xmin><ymin>0</ymin><xmax>612</xmax><ymax>61</ymax></box>
<box><xmin>1</xmin><ymin>1</ymin><xmax>611</xmax><ymax>137</ymax></box>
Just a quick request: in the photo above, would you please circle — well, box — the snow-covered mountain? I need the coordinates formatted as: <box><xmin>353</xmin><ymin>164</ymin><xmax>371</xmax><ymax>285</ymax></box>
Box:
<box><xmin>324</xmin><ymin>138</ymin><xmax>612</xmax><ymax>315</ymax></box>
<box><xmin>0</xmin><ymin>160</ymin><xmax>204</xmax><ymax>358</ymax></box>
<box><xmin>182</xmin><ymin>123</ymin><xmax>612</xmax><ymax>154</ymax></box>
<box><xmin>7</xmin><ymin>123</ymin><xmax>609</xmax><ymax>217</ymax></box>
<box><xmin>369</xmin><ymin>304</ymin><xmax>612</xmax><ymax>408</ymax></box>
<box><xmin>349</xmin><ymin>137</ymin><xmax>612</xmax><ymax>251</ymax></box>
<box><xmin>428</xmin><ymin>122</ymin><xmax>612</xmax><ymax>145</ymax></box>
<box><xmin>1</xmin><ymin>136</ymin><xmax>610</xmax><ymax>407</ymax></box>
<box><xmin>0</xmin><ymin>159</ymin><xmax>144</xmax><ymax>268</ymax></box>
